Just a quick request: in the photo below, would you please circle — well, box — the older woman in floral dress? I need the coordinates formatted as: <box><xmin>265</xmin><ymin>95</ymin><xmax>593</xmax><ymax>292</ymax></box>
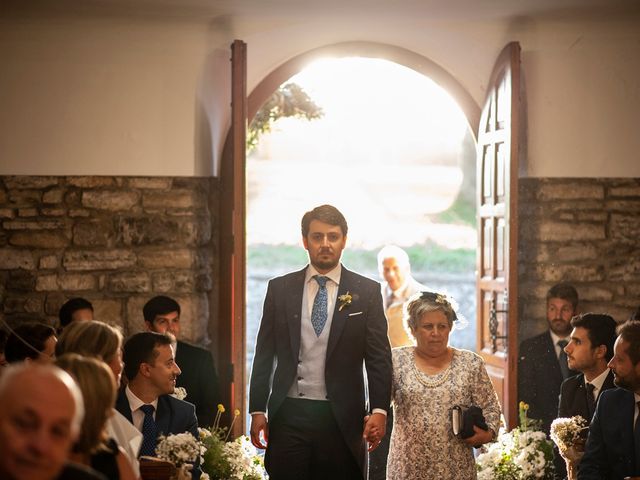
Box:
<box><xmin>386</xmin><ymin>292</ymin><xmax>501</xmax><ymax>479</ymax></box>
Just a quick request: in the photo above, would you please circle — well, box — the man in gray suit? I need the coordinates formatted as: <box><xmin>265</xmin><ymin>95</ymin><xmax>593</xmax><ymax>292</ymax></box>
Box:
<box><xmin>249</xmin><ymin>205</ymin><xmax>392</xmax><ymax>480</ymax></box>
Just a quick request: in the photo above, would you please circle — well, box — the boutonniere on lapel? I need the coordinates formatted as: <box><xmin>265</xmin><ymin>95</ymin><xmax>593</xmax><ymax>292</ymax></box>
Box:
<box><xmin>338</xmin><ymin>292</ymin><xmax>353</xmax><ymax>311</ymax></box>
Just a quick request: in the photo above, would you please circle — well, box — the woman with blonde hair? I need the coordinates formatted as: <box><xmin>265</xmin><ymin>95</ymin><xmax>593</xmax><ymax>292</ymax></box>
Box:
<box><xmin>55</xmin><ymin>354</ymin><xmax>136</xmax><ymax>480</ymax></box>
<box><xmin>57</xmin><ymin>321</ymin><xmax>142</xmax><ymax>476</ymax></box>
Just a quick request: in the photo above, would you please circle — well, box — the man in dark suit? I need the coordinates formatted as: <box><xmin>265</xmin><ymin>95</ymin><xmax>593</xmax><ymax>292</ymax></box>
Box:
<box><xmin>116</xmin><ymin>332</ymin><xmax>200</xmax><ymax>479</ymax></box>
<box><xmin>558</xmin><ymin>313</ymin><xmax>617</xmax><ymax>421</ymax></box>
<box><xmin>143</xmin><ymin>295</ymin><xmax>221</xmax><ymax>428</ymax></box>
<box><xmin>519</xmin><ymin>283</ymin><xmax>579</xmax><ymax>434</ymax></box>
<box><xmin>249</xmin><ymin>205</ymin><xmax>392</xmax><ymax>480</ymax></box>
<box><xmin>579</xmin><ymin>320</ymin><xmax>640</xmax><ymax>479</ymax></box>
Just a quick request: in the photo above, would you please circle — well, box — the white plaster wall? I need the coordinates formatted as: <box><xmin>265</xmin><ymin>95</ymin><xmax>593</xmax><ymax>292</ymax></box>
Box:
<box><xmin>1</xmin><ymin>9</ymin><xmax>639</xmax><ymax>177</ymax></box>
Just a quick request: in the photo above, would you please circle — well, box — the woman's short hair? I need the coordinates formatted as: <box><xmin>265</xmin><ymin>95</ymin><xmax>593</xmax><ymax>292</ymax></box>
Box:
<box><xmin>5</xmin><ymin>322</ymin><xmax>56</xmax><ymax>363</ymax></box>
<box><xmin>55</xmin><ymin>320</ymin><xmax>123</xmax><ymax>365</ymax></box>
<box><xmin>55</xmin><ymin>353</ymin><xmax>116</xmax><ymax>455</ymax></box>
<box><xmin>404</xmin><ymin>292</ymin><xmax>458</xmax><ymax>336</ymax></box>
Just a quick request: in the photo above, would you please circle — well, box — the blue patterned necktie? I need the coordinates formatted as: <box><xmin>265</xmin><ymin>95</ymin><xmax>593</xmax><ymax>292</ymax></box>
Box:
<box><xmin>139</xmin><ymin>404</ymin><xmax>157</xmax><ymax>457</ymax></box>
<box><xmin>311</xmin><ymin>275</ymin><xmax>328</xmax><ymax>336</ymax></box>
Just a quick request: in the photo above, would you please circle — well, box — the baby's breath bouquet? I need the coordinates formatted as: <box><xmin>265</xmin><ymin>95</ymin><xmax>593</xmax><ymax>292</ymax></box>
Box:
<box><xmin>200</xmin><ymin>404</ymin><xmax>267</xmax><ymax>480</ymax></box>
<box><xmin>550</xmin><ymin>416</ymin><xmax>588</xmax><ymax>480</ymax></box>
<box><xmin>476</xmin><ymin>402</ymin><xmax>555</xmax><ymax>480</ymax></box>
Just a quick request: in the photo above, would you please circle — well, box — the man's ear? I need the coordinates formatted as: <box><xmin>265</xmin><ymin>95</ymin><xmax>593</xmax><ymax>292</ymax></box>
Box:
<box><xmin>139</xmin><ymin>362</ymin><xmax>152</xmax><ymax>378</ymax></box>
<box><xmin>144</xmin><ymin>321</ymin><xmax>154</xmax><ymax>332</ymax></box>
<box><xmin>594</xmin><ymin>344</ymin><xmax>607</xmax><ymax>360</ymax></box>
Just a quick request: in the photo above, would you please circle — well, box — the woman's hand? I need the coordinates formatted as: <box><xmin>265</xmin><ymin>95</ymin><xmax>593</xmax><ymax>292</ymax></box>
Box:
<box><xmin>462</xmin><ymin>425</ymin><xmax>494</xmax><ymax>447</ymax></box>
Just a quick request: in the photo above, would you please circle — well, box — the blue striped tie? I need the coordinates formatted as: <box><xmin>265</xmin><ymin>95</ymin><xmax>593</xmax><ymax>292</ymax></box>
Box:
<box><xmin>311</xmin><ymin>276</ymin><xmax>328</xmax><ymax>336</ymax></box>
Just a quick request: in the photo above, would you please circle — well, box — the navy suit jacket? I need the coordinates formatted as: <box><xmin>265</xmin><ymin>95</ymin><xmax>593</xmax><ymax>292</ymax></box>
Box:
<box><xmin>578</xmin><ymin>387</ymin><xmax>637</xmax><ymax>479</ymax></box>
<box><xmin>175</xmin><ymin>340</ymin><xmax>221</xmax><ymax>428</ymax></box>
<box><xmin>518</xmin><ymin>330</ymin><xmax>577</xmax><ymax>433</ymax></box>
<box><xmin>115</xmin><ymin>389</ymin><xmax>201</xmax><ymax>479</ymax></box>
<box><xmin>249</xmin><ymin>265</ymin><xmax>392</xmax><ymax>473</ymax></box>
<box><xmin>558</xmin><ymin>370</ymin><xmax>615</xmax><ymax>422</ymax></box>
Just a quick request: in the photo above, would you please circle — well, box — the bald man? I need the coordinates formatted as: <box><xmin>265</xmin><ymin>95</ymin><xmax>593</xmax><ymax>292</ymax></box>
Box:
<box><xmin>0</xmin><ymin>363</ymin><xmax>104</xmax><ymax>480</ymax></box>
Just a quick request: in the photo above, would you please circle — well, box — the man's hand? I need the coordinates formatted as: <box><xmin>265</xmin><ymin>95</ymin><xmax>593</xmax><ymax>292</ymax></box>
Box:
<box><xmin>250</xmin><ymin>413</ymin><xmax>269</xmax><ymax>449</ymax></box>
<box><xmin>462</xmin><ymin>425</ymin><xmax>494</xmax><ymax>447</ymax></box>
<box><xmin>362</xmin><ymin>412</ymin><xmax>386</xmax><ymax>452</ymax></box>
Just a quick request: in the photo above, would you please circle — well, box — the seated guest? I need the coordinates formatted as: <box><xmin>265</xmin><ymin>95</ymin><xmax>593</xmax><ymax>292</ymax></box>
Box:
<box><xmin>4</xmin><ymin>322</ymin><xmax>57</xmax><ymax>364</ymax></box>
<box><xmin>557</xmin><ymin>313</ymin><xmax>617</xmax><ymax>476</ymax></box>
<box><xmin>143</xmin><ymin>295</ymin><xmax>220</xmax><ymax>427</ymax></box>
<box><xmin>56</xmin><ymin>321</ymin><xmax>142</xmax><ymax>476</ymax></box>
<box><xmin>579</xmin><ymin>320</ymin><xmax>640</xmax><ymax>478</ymax></box>
<box><xmin>117</xmin><ymin>331</ymin><xmax>200</xmax><ymax>479</ymax></box>
<box><xmin>0</xmin><ymin>363</ymin><xmax>105</xmax><ymax>480</ymax></box>
<box><xmin>386</xmin><ymin>292</ymin><xmax>500</xmax><ymax>479</ymax></box>
<box><xmin>56</xmin><ymin>354</ymin><xmax>136</xmax><ymax>480</ymax></box>
<box><xmin>58</xmin><ymin>297</ymin><xmax>94</xmax><ymax>332</ymax></box>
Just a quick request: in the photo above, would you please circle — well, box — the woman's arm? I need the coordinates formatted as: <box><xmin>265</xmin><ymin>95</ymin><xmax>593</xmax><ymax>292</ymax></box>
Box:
<box><xmin>116</xmin><ymin>448</ymin><xmax>139</xmax><ymax>480</ymax></box>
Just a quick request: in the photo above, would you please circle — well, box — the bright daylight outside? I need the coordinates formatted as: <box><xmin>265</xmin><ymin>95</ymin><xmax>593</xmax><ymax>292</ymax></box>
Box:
<box><xmin>246</xmin><ymin>57</ymin><xmax>478</xmax><ymax>402</ymax></box>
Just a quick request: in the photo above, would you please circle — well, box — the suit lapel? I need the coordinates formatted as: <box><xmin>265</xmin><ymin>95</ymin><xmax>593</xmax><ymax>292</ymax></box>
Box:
<box><xmin>326</xmin><ymin>267</ymin><xmax>359</xmax><ymax>360</ymax></box>
<box><xmin>286</xmin><ymin>268</ymin><xmax>306</xmax><ymax>362</ymax></box>
<box><xmin>115</xmin><ymin>388</ymin><xmax>133</xmax><ymax>423</ymax></box>
<box><xmin>155</xmin><ymin>395</ymin><xmax>172</xmax><ymax>435</ymax></box>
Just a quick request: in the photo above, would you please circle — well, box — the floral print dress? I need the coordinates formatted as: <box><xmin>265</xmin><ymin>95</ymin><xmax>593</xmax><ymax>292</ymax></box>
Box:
<box><xmin>386</xmin><ymin>347</ymin><xmax>501</xmax><ymax>480</ymax></box>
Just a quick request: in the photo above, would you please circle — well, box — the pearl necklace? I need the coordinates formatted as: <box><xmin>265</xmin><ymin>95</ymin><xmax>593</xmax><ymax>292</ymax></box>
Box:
<box><xmin>412</xmin><ymin>351</ymin><xmax>453</xmax><ymax>388</ymax></box>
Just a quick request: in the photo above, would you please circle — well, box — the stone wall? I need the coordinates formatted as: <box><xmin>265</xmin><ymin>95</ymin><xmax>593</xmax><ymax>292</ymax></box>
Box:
<box><xmin>0</xmin><ymin>176</ymin><xmax>218</xmax><ymax>344</ymax></box>
<box><xmin>518</xmin><ymin>177</ymin><xmax>640</xmax><ymax>341</ymax></box>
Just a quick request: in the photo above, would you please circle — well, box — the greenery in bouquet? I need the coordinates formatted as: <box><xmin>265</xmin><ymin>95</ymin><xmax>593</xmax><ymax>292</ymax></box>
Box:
<box><xmin>199</xmin><ymin>405</ymin><xmax>267</xmax><ymax>480</ymax></box>
<box><xmin>476</xmin><ymin>402</ymin><xmax>555</xmax><ymax>480</ymax></box>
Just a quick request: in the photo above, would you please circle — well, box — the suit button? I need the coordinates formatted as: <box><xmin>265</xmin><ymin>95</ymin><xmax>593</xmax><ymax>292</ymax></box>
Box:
<box><xmin>297</xmin><ymin>376</ymin><xmax>303</xmax><ymax>380</ymax></box>
<box><xmin>298</xmin><ymin>392</ymin><xmax>305</xmax><ymax>397</ymax></box>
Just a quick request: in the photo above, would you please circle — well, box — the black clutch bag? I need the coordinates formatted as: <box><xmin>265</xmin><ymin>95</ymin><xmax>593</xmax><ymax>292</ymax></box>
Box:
<box><xmin>451</xmin><ymin>405</ymin><xmax>488</xmax><ymax>439</ymax></box>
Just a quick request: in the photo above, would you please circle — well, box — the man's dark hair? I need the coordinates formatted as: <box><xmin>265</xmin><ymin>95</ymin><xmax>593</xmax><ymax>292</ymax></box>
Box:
<box><xmin>59</xmin><ymin>297</ymin><xmax>93</xmax><ymax>328</ymax></box>
<box><xmin>143</xmin><ymin>296</ymin><xmax>181</xmax><ymax>324</ymax></box>
<box><xmin>630</xmin><ymin>306</ymin><xmax>640</xmax><ymax>321</ymax></box>
<box><xmin>301</xmin><ymin>204</ymin><xmax>348</xmax><ymax>237</ymax></box>
<box><xmin>617</xmin><ymin>320</ymin><xmax>640</xmax><ymax>366</ymax></box>
<box><xmin>122</xmin><ymin>331</ymin><xmax>173</xmax><ymax>381</ymax></box>
<box><xmin>571</xmin><ymin>313</ymin><xmax>617</xmax><ymax>361</ymax></box>
<box><xmin>5</xmin><ymin>322</ymin><xmax>56</xmax><ymax>363</ymax></box>
<box><xmin>546</xmin><ymin>283</ymin><xmax>579</xmax><ymax>309</ymax></box>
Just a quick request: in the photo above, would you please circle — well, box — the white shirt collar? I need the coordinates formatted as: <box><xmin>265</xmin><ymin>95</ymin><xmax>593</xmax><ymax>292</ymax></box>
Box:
<box><xmin>125</xmin><ymin>385</ymin><xmax>158</xmax><ymax>412</ymax></box>
<box><xmin>586</xmin><ymin>368</ymin><xmax>610</xmax><ymax>393</ymax></box>
<box><xmin>305</xmin><ymin>263</ymin><xmax>342</xmax><ymax>286</ymax></box>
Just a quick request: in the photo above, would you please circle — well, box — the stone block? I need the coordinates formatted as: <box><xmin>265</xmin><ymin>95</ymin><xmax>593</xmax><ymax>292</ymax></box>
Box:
<box><xmin>555</xmin><ymin>243</ymin><xmax>599</xmax><ymax>262</ymax></box>
<box><xmin>69</xmin><ymin>209</ymin><xmax>90</xmax><ymax>217</ymax></box>
<box><xmin>142</xmin><ymin>190</ymin><xmax>206</xmax><ymax>209</ymax></box>
<box><xmin>92</xmin><ymin>299</ymin><xmax>125</xmax><ymax>328</ymax></box>
<box><xmin>0</xmin><ymin>209</ymin><xmax>15</xmax><ymax>219</ymax></box>
<box><xmin>535</xmin><ymin>263</ymin><xmax>604</xmax><ymax>283</ymax></box>
<box><xmin>579</xmin><ymin>286</ymin><xmax>614</xmax><ymax>302</ymax></box>
<box><xmin>107</xmin><ymin>272</ymin><xmax>151</xmax><ymax>292</ymax></box>
<box><xmin>605</xmin><ymin>200</ymin><xmax>640</xmax><ymax>212</ymax></box>
<box><xmin>9</xmin><ymin>231</ymin><xmax>70</xmax><ymax>249</ymax></box>
<box><xmin>18</xmin><ymin>208</ymin><xmax>38</xmax><ymax>217</ymax></box>
<box><xmin>609</xmin><ymin>185</ymin><xmax>640</xmax><ymax>197</ymax></box>
<box><xmin>0</xmin><ymin>248</ymin><xmax>35</xmax><ymax>270</ymax></box>
<box><xmin>127</xmin><ymin>178</ymin><xmax>172</xmax><ymax>190</ymax></box>
<box><xmin>125</xmin><ymin>296</ymin><xmax>152</xmax><ymax>334</ymax></box>
<box><xmin>576</xmin><ymin>211</ymin><xmax>608</xmax><ymax>222</ymax></box>
<box><xmin>82</xmin><ymin>191</ymin><xmax>139</xmax><ymax>211</ymax></box>
<box><xmin>4</xmin><ymin>176</ymin><xmax>59</xmax><ymax>189</ymax></box>
<box><xmin>610</xmin><ymin>213</ymin><xmax>640</xmax><ymax>242</ymax></box>
<box><xmin>36</xmin><ymin>274</ymin><xmax>58</xmax><ymax>291</ymax></box>
<box><xmin>118</xmin><ymin>217</ymin><xmax>180</xmax><ymax>246</ymax></box>
<box><xmin>39</xmin><ymin>255</ymin><xmax>59</xmax><ymax>269</ymax></box>
<box><xmin>180</xmin><ymin>216</ymin><xmax>212</xmax><ymax>245</ymax></box>
<box><xmin>3</xmin><ymin>296</ymin><xmax>26</xmax><ymax>313</ymax></box>
<box><xmin>8</xmin><ymin>190</ymin><xmax>42</xmax><ymax>205</ymax></box>
<box><xmin>172</xmin><ymin>272</ymin><xmax>196</xmax><ymax>293</ymax></box>
<box><xmin>138</xmin><ymin>249</ymin><xmax>193</xmax><ymax>269</ymax></box>
<box><xmin>73</xmin><ymin>220</ymin><xmax>116</xmax><ymax>247</ymax></box>
<box><xmin>537</xmin><ymin>183</ymin><xmax>604</xmax><ymax>201</ymax></box>
<box><xmin>67</xmin><ymin>177</ymin><xmax>115</xmax><ymax>188</ymax></box>
<box><xmin>151</xmin><ymin>272</ymin><xmax>174</xmax><ymax>292</ymax></box>
<box><xmin>3</xmin><ymin>219</ymin><xmax>68</xmax><ymax>230</ymax></box>
<box><xmin>0</xmin><ymin>189</ymin><xmax>6</xmax><ymax>203</ymax></box>
<box><xmin>42</xmin><ymin>188</ymin><xmax>65</xmax><ymax>204</ymax></box>
<box><xmin>609</xmin><ymin>258</ymin><xmax>640</xmax><ymax>282</ymax></box>
<box><xmin>41</xmin><ymin>208</ymin><xmax>66</xmax><ymax>217</ymax></box>
<box><xmin>65</xmin><ymin>190</ymin><xmax>81</xmax><ymax>205</ymax></box>
<box><xmin>45</xmin><ymin>293</ymin><xmax>67</xmax><ymax>316</ymax></box>
<box><xmin>24</xmin><ymin>297</ymin><xmax>43</xmax><ymax>314</ymax></box>
<box><xmin>537</xmin><ymin>221</ymin><xmax>605</xmax><ymax>242</ymax></box>
<box><xmin>63</xmin><ymin>250</ymin><xmax>136</xmax><ymax>271</ymax></box>
<box><xmin>178</xmin><ymin>293</ymin><xmax>210</xmax><ymax>342</ymax></box>
<box><xmin>58</xmin><ymin>273</ymin><xmax>96</xmax><ymax>291</ymax></box>
<box><xmin>9</xmin><ymin>271</ymin><xmax>36</xmax><ymax>291</ymax></box>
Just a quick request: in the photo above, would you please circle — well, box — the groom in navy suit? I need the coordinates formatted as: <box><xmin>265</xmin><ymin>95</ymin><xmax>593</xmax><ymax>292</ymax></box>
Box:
<box><xmin>249</xmin><ymin>205</ymin><xmax>392</xmax><ymax>480</ymax></box>
<box><xmin>116</xmin><ymin>332</ymin><xmax>201</xmax><ymax>479</ymax></box>
<box><xmin>579</xmin><ymin>320</ymin><xmax>640</xmax><ymax>479</ymax></box>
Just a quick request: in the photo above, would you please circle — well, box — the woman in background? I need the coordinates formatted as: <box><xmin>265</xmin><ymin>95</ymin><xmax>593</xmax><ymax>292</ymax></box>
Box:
<box><xmin>386</xmin><ymin>292</ymin><xmax>501</xmax><ymax>479</ymax></box>
<box><xmin>55</xmin><ymin>353</ymin><xmax>137</xmax><ymax>480</ymax></box>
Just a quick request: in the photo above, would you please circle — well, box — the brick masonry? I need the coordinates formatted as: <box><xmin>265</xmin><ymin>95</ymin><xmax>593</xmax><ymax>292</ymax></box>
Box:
<box><xmin>0</xmin><ymin>176</ymin><xmax>218</xmax><ymax>344</ymax></box>
<box><xmin>518</xmin><ymin>178</ymin><xmax>640</xmax><ymax>341</ymax></box>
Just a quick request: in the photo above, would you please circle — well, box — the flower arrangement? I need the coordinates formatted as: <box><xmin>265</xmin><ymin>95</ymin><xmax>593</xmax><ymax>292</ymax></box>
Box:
<box><xmin>199</xmin><ymin>405</ymin><xmax>267</xmax><ymax>480</ymax></box>
<box><xmin>156</xmin><ymin>432</ymin><xmax>201</xmax><ymax>467</ymax></box>
<box><xmin>338</xmin><ymin>292</ymin><xmax>352</xmax><ymax>311</ymax></box>
<box><xmin>172</xmin><ymin>386</ymin><xmax>188</xmax><ymax>400</ymax></box>
<box><xmin>550</xmin><ymin>416</ymin><xmax>588</xmax><ymax>480</ymax></box>
<box><xmin>476</xmin><ymin>402</ymin><xmax>555</xmax><ymax>480</ymax></box>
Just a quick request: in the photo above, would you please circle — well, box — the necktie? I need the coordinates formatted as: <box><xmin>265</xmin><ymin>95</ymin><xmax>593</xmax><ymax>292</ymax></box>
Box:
<box><xmin>557</xmin><ymin>339</ymin><xmax>570</xmax><ymax>379</ymax></box>
<box><xmin>311</xmin><ymin>275</ymin><xmax>328</xmax><ymax>336</ymax></box>
<box><xmin>585</xmin><ymin>382</ymin><xmax>596</xmax><ymax>419</ymax></box>
<box><xmin>139</xmin><ymin>404</ymin><xmax>157</xmax><ymax>457</ymax></box>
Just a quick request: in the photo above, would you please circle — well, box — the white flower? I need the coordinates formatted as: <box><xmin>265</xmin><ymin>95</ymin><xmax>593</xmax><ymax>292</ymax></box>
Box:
<box><xmin>155</xmin><ymin>433</ymin><xmax>200</xmax><ymax>466</ymax></box>
<box><xmin>172</xmin><ymin>387</ymin><xmax>187</xmax><ymax>400</ymax></box>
